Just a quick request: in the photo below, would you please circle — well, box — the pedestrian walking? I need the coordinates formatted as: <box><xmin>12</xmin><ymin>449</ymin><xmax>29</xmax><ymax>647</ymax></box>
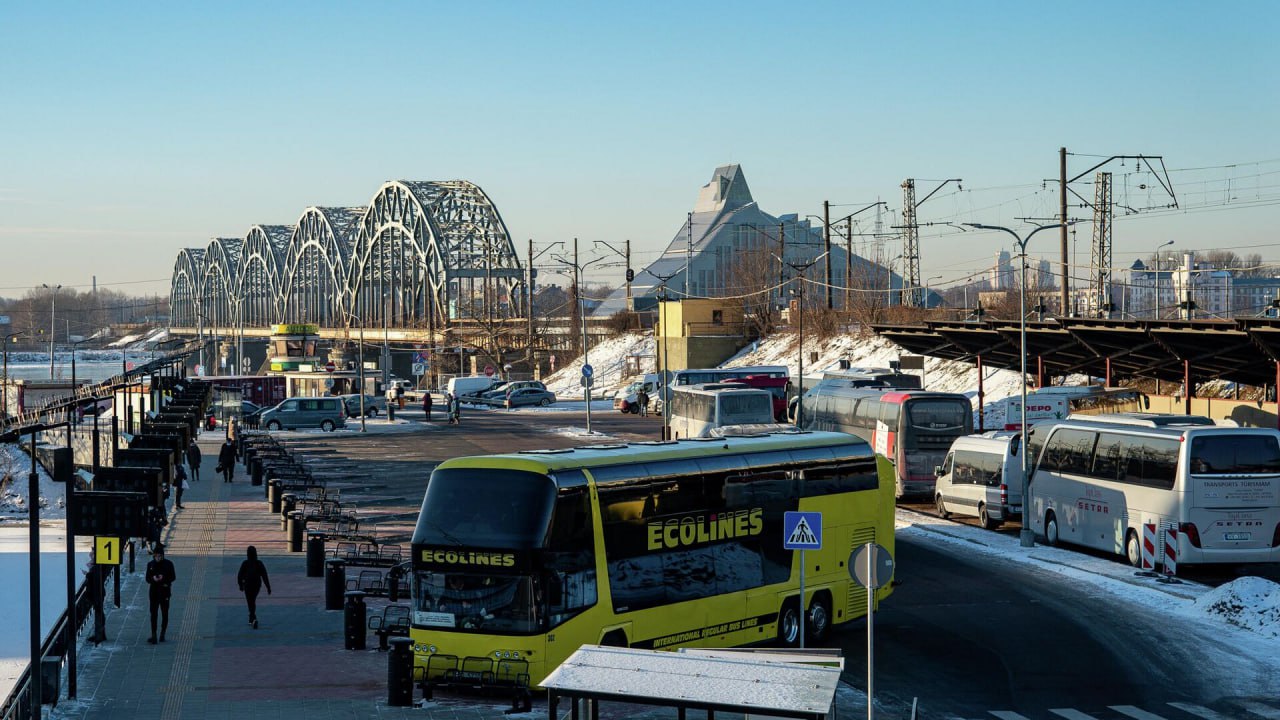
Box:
<box><xmin>218</xmin><ymin>437</ymin><xmax>237</xmax><ymax>482</ymax></box>
<box><xmin>186</xmin><ymin>439</ymin><xmax>201</xmax><ymax>482</ymax></box>
<box><xmin>229</xmin><ymin>416</ymin><xmax>242</xmax><ymax>460</ymax></box>
<box><xmin>146</xmin><ymin>506</ymin><xmax>167</xmax><ymax>552</ymax></box>
<box><xmin>637</xmin><ymin>389</ymin><xmax>650</xmax><ymax>417</ymax></box>
<box><xmin>173</xmin><ymin>463</ymin><xmax>188</xmax><ymax>509</ymax></box>
<box><xmin>422</xmin><ymin>392</ymin><xmax>433</xmax><ymax>420</ymax></box>
<box><xmin>145</xmin><ymin>543</ymin><xmax>176</xmax><ymax>644</ymax></box>
<box><xmin>448</xmin><ymin>393</ymin><xmax>461</xmax><ymax>425</ymax></box>
<box><xmin>396</xmin><ymin>384</ymin><xmax>406</xmax><ymax>409</ymax></box>
<box><xmin>237</xmin><ymin>545</ymin><xmax>272</xmax><ymax>629</ymax></box>
<box><xmin>385</xmin><ymin>387</ymin><xmax>397</xmax><ymax>421</ymax></box>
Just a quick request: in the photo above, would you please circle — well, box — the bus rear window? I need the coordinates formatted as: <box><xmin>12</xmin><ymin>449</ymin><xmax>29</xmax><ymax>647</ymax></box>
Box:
<box><xmin>1190</xmin><ymin>435</ymin><xmax>1280</xmax><ymax>475</ymax></box>
<box><xmin>720</xmin><ymin>394</ymin><xmax>772</xmax><ymax>423</ymax></box>
<box><xmin>906</xmin><ymin>400</ymin><xmax>968</xmax><ymax>431</ymax></box>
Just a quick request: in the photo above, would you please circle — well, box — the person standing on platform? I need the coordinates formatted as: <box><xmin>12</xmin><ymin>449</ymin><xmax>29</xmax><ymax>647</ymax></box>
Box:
<box><xmin>145</xmin><ymin>543</ymin><xmax>176</xmax><ymax>644</ymax></box>
<box><xmin>186</xmin><ymin>439</ymin><xmax>202</xmax><ymax>482</ymax></box>
<box><xmin>172</xmin><ymin>462</ymin><xmax>188</xmax><ymax>509</ymax></box>
<box><xmin>218</xmin><ymin>437</ymin><xmax>237</xmax><ymax>482</ymax></box>
<box><xmin>637</xmin><ymin>388</ymin><xmax>650</xmax><ymax>417</ymax></box>
<box><xmin>237</xmin><ymin>545</ymin><xmax>272</xmax><ymax>629</ymax></box>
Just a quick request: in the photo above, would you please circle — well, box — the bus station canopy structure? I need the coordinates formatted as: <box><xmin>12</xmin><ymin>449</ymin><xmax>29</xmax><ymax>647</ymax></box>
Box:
<box><xmin>540</xmin><ymin>645</ymin><xmax>841</xmax><ymax>720</ymax></box>
<box><xmin>872</xmin><ymin>318</ymin><xmax>1280</xmax><ymax>388</ymax></box>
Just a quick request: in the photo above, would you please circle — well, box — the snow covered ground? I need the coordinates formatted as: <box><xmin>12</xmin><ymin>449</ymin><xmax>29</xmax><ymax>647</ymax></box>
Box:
<box><xmin>0</xmin><ymin>441</ymin><xmax>65</xmax><ymax>522</ymax></box>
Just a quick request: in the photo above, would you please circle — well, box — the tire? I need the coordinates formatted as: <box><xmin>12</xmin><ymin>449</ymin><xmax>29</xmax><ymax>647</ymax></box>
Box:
<box><xmin>540</xmin><ymin>398</ymin><xmax>552</xmax><ymax>406</ymax></box>
<box><xmin>979</xmin><ymin>504</ymin><xmax>999</xmax><ymax>530</ymax></box>
<box><xmin>776</xmin><ymin>599</ymin><xmax>802</xmax><ymax>648</ymax></box>
<box><xmin>267</xmin><ymin>420</ymin><xmax>281</xmax><ymax>431</ymax></box>
<box><xmin>368</xmin><ymin>408</ymin><xmax>378</xmax><ymax>417</ymax></box>
<box><xmin>935</xmin><ymin>494</ymin><xmax>950</xmax><ymax>519</ymax></box>
<box><xmin>1125</xmin><ymin>529</ymin><xmax>1142</xmax><ymax>567</ymax></box>
<box><xmin>628</xmin><ymin>404</ymin><xmax>639</xmax><ymax>414</ymax></box>
<box><xmin>807</xmin><ymin>594</ymin><xmax>832</xmax><ymax>644</ymax></box>
<box><xmin>320</xmin><ymin>420</ymin><xmax>335</xmax><ymax>432</ymax></box>
<box><xmin>1044</xmin><ymin>511</ymin><xmax>1060</xmax><ymax>547</ymax></box>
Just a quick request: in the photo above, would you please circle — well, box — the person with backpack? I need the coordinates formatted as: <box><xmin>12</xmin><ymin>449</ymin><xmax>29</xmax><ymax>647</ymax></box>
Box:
<box><xmin>237</xmin><ymin>545</ymin><xmax>272</xmax><ymax>629</ymax></box>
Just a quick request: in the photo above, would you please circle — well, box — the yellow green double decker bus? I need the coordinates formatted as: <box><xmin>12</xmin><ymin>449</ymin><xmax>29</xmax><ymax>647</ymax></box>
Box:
<box><xmin>408</xmin><ymin>430</ymin><xmax>895</xmax><ymax>693</ymax></box>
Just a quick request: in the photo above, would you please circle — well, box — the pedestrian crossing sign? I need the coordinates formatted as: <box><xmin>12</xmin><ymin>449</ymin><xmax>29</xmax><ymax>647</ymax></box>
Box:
<box><xmin>783</xmin><ymin>511</ymin><xmax>822</xmax><ymax>550</ymax></box>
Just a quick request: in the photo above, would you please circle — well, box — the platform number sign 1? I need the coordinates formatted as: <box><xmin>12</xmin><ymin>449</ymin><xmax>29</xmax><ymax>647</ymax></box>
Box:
<box><xmin>782</xmin><ymin>511</ymin><xmax>821</xmax><ymax>649</ymax></box>
<box><xmin>95</xmin><ymin>536</ymin><xmax>121</xmax><ymax>566</ymax></box>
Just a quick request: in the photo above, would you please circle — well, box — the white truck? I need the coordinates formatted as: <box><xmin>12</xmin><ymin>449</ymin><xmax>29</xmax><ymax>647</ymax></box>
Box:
<box><xmin>446</xmin><ymin>376</ymin><xmax>499</xmax><ymax>400</ymax></box>
<box><xmin>613</xmin><ymin>374</ymin><xmax>661</xmax><ymax>414</ymax></box>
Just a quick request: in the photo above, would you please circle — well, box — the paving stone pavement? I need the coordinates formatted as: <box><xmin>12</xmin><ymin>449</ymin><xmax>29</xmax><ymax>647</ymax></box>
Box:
<box><xmin>45</xmin><ymin>432</ymin><xmax>558</xmax><ymax>720</ymax></box>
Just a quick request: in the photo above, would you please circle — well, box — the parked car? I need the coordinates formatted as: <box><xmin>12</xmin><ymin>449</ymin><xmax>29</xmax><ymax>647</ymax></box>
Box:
<box><xmin>479</xmin><ymin>381</ymin><xmax>547</xmax><ymax>401</ymax></box>
<box><xmin>498</xmin><ymin>387</ymin><xmax>556</xmax><ymax>408</ymax></box>
<box><xmin>259</xmin><ymin>397</ymin><xmax>347</xmax><ymax>431</ymax></box>
<box><xmin>241</xmin><ymin>400</ymin><xmax>263</xmax><ymax>426</ymax></box>
<box><xmin>339</xmin><ymin>394</ymin><xmax>387</xmax><ymax>417</ymax></box>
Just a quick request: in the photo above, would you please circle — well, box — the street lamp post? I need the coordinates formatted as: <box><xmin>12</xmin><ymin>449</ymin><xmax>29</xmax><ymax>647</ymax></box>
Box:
<box><xmin>42</xmin><ymin>283</ymin><xmax>62</xmax><ymax>379</ymax></box>
<box><xmin>965</xmin><ymin>221</ymin><xmax>1073</xmax><ymax>548</ymax></box>
<box><xmin>776</xmin><ymin>252</ymin><xmax>828</xmax><ymax>426</ymax></box>
<box><xmin>925</xmin><ymin>275</ymin><xmax>943</xmax><ymax>309</ymax></box>
<box><xmin>1152</xmin><ymin>240</ymin><xmax>1174</xmax><ymax>319</ymax></box>
<box><xmin>343</xmin><ymin>313</ymin><xmax>367</xmax><ymax>433</ymax></box>
<box><xmin>554</xmin><ymin>239</ymin><xmax>610</xmax><ymax>435</ymax></box>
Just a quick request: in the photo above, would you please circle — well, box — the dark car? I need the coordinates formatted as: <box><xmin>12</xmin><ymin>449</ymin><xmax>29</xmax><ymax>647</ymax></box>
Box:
<box><xmin>500</xmin><ymin>387</ymin><xmax>556</xmax><ymax>408</ymax></box>
<box><xmin>241</xmin><ymin>401</ymin><xmax>263</xmax><ymax>427</ymax></box>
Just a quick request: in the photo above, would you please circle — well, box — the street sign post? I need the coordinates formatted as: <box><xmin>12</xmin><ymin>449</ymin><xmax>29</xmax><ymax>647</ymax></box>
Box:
<box><xmin>783</xmin><ymin>511</ymin><xmax>822</xmax><ymax>648</ymax></box>
<box><xmin>581</xmin><ymin>363</ymin><xmax>594</xmax><ymax>378</ymax></box>
<box><xmin>324</xmin><ymin>360</ymin><xmax>336</xmax><ymax>373</ymax></box>
<box><xmin>241</xmin><ymin>356</ymin><xmax>252</xmax><ymax>371</ymax></box>
<box><xmin>412</xmin><ymin>363</ymin><xmax>427</xmax><ymax>376</ymax></box>
<box><xmin>850</xmin><ymin>542</ymin><xmax>894</xmax><ymax>720</ymax></box>
<box><xmin>484</xmin><ymin>365</ymin><xmax>495</xmax><ymax>377</ymax></box>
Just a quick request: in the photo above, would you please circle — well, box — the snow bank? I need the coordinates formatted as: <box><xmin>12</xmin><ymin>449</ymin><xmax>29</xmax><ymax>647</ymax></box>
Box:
<box><xmin>0</xmin><ymin>442</ymin><xmax>63</xmax><ymax>522</ymax></box>
<box><xmin>542</xmin><ymin>333</ymin><xmax>654</xmax><ymax>399</ymax></box>
<box><xmin>1183</xmin><ymin>576</ymin><xmax>1280</xmax><ymax>638</ymax></box>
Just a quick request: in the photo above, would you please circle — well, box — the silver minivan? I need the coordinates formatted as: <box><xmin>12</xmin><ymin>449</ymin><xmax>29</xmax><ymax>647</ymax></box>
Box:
<box><xmin>259</xmin><ymin>396</ymin><xmax>347</xmax><ymax>431</ymax></box>
<box><xmin>935</xmin><ymin>431</ymin><xmax>1025</xmax><ymax>529</ymax></box>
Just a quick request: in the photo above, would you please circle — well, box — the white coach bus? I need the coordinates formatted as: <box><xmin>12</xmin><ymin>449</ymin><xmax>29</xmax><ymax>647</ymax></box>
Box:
<box><xmin>1026</xmin><ymin>416</ymin><xmax>1280</xmax><ymax>567</ymax></box>
<box><xmin>667</xmin><ymin>383</ymin><xmax>775</xmax><ymax>439</ymax></box>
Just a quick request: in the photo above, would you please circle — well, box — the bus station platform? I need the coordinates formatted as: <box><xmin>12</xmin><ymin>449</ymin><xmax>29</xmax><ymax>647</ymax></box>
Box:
<box><xmin>48</xmin><ymin>434</ymin><xmax>541</xmax><ymax>720</ymax></box>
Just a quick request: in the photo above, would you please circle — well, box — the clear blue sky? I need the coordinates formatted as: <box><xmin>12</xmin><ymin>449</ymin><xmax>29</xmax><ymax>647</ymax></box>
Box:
<box><xmin>2</xmin><ymin>1</ymin><xmax>1277</xmax><ymax>295</ymax></box>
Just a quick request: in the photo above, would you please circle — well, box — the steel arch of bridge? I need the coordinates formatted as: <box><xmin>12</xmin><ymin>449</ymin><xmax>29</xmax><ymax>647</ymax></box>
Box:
<box><xmin>168</xmin><ymin>179</ymin><xmax>525</xmax><ymax>336</ymax></box>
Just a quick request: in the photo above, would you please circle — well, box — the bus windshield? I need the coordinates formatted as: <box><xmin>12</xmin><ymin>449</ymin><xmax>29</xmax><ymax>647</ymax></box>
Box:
<box><xmin>906</xmin><ymin>399</ymin><xmax>969</xmax><ymax>431</ymax></box>
<box><xmin>1190</xmin><ymin>435</ymin><xmax>1280</xmax><ymax>475</ymax></box>
<box><xmin>414</xmin><ymin>571</ymin><xmax>540</xmax><ymax>633</ymax></box>
<box><xmin>415</xmin><ymin>469</ymin><xmax>556</xmax><ymax>549</ymax></box>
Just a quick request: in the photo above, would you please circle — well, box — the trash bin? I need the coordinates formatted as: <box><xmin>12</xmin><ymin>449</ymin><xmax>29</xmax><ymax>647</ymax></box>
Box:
<box><xmin>40</xmin><ymin>655</ymin><xmax>61</xmax><ymax>704</ymax></box>
<box><xmin>325</xmin><ymin>559</ymin><xmax>346</xmax><ymax>610</ymax></box>
<box><xmin>343</xmin><ymin>590</ymin><xmax>367</xmax><ymax>650</ymax></box>
<box><xmin>306</xmin><ymin>532</ymin><xmax>325</xmax><ymax>577</ymax></box>
<box><xmin>268</xmin><ymin>480</ymin><xmax>282</xmax><ymax>514</ymax></box>
<box><xmin>387</xmin><ymin>637</ymin><xmax>414</xmax><ymax>706</ymax></box>
<box><xmin>281</xmin><ymin>494</ymin><xmax>297</xmax><ymax>531</ymax></box>
<box><xmin>287</xmin><ymin>511</ymin><xmax>305</xmax><ymax>552</ymax></box>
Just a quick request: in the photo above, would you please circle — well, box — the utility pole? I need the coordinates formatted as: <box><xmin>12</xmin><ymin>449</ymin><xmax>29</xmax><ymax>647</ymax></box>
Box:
<box><xmin>899</xmin><ymin>179</ymin><xmax>961</xmax><ymax>307</ymax></box>
<box><xmin>1060</xmin><ymin>147</ymin><xmax>1070</xmax><ymax>316</ymax></box>
<box><xmin>845</xmin><ymin>220</ymin><xmax>853</xmax><ymax>312</ymax></box>
<box><xmin>527</xmin><ymin>238</ymin><xmax>535</xmax><ymax>364</ymax></box>
<box><xmin>686</xmin><ymin>212</ymin><xmax>694</xmax><ymax>298</ymax></box>
<box><xmin>778</xmin><ymin>222</ymin><xmax>786</xmax><ymax>302</ymax></box>
<box><xmin>1090</xmin><ymin>172</ymin><xmax>1114</xmax><ymax>318</ymax></box>
<box><xmin>823</xmin><ymin>200</ymin><xmax>833</xmax><ymax>309</ymax></box>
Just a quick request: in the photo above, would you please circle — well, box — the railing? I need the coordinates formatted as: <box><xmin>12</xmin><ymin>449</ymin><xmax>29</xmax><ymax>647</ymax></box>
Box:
<box><xmin>683</xmin><ymin>321</ymin><xmax>753</xmax><ymax>337</ymax></box>
<box><xmin>0</xmin><ymin>565</ymin><xmax>112</xmax><ymax>719</ymax></box>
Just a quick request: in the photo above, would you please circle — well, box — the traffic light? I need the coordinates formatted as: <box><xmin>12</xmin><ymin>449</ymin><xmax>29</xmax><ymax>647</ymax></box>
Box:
<box><xmin>625</xmin><ymin>268</ymin><xmax>635</xmax><ymax>282</ymax></box>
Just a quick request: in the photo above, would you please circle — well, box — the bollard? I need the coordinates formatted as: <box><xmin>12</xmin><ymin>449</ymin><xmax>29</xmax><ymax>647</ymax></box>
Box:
<box><xmin>387</xmin><ymin>637</ymin><xmax>414</xmax><ymax>706</ymax></box>
<box><xmin>325</xmin><ymin>559</ymin><xmax>346</xmax><ymax>610</ymax></box>
<box><xmin>287</xmin><ymin>511</ymin><xmax>305</xmax><ymax>552</ymax></box>
<box><xmin>281</xmin><ymin>494</ymin><xmax>297</xmax><ymax>531</ymax></box>
<box><xmin>343</xmin><ymin>590</ymin><xmax>367</xmax><ymax>650</ymax></box>
<box><xmin>251</xmin><ymin>458</ymin><xmax>264</xmax><ymax>486</ymax></box>
<box><xmin>128</xmin><ymin>539</ymin><xmax>135</xmax><ymax>573</ymax></box>
<box><xmin>387</xmin><ymin>403</ymin><xmax>396</xmax><ymax>422</ymax></box>
<box><xmin>306</xmin><ymin>532</ymin><xmax>325</xmax><ymax>577</ymax></box>
<box><xmin>268</xmin><ymin>480</ymin><xmax>282</xmax><ymax>514</ymax></box>
<box><xmin>388</xmin><ymin>566</ymin><xmax>401</xmax><ymax>603</ymax></box>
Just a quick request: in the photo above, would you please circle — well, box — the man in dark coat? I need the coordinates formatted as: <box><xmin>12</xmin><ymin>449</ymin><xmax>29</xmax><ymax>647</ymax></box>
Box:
<box><xmin>422</xmin><ymin>392</ymin><xmax>433</xmax><ymax>420</ymax></box>
<box><xmin>218</xmin><ymin>438</ymin><xmax>236</xmax><ymax>482</ymax></box>
<box><xmin>237</xmin><ymin>545</ymin><xmax>272</xmax><ymax>629</ymax></box>
<box><xmin>145</xmin><ymin>543</ymin><xmax>176</xmax><ymax>644</ymax></box>
<box><xmin>186</xmin><ymin>439</ymin><xmax>202</xmax><ymax>482</ymax></box>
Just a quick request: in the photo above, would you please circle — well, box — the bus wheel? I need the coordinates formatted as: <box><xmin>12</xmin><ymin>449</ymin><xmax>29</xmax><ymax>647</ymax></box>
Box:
<box><xmin>806</xmin><ymin>595</ymin><xmax>832</xmax><ymax>644</ymax></box>
<box><xmin>1044</xmin><ymin>511</ymin><xmax>1060</xmax><ymax>547</ymax></box>
<box><xmin>600</xmin><ymin>630</ymin><xmax>628</xmax><ymax>647</ymax></box>
<box><xmin>776</xmin><ymin>600</ymin><xmax>802</xmax><ymax>647</ymax></box>
<box><xmin>1125</xmin><ymin>529</ymin><xmax>1142</xmax><ymax>567</ymax></box>
<box><xmin>935</xmin><ymin>495</ymin><xmax>950</xmax><ymax>519</ymax></box>
<box><xmin>979</xmin><ymin>504</ymin><xmax>998</xmax><ymax>530</ymax></box>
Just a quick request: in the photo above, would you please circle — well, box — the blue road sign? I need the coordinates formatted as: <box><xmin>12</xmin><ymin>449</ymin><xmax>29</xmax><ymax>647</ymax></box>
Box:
<box><xmin>783</xmin><ymin>511</ymin><xmax>822</xmax><ymax>550</ymax></box>
<box><xmin>582</xmin><ymin>363</ymin><xmax>594</xmax><ymax>378</ymax></box>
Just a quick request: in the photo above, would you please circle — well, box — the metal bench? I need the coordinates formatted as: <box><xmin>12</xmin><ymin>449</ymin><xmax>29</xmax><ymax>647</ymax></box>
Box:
<box><xmin>367</xmin><ymin>604</ymin><xmax>410</xmax><ymax>650</ymax></box>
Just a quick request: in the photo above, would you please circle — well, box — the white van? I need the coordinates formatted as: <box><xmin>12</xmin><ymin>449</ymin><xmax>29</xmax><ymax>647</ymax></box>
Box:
<box><xmin>934</xmin><ymin>432</ymin><xmax>1025</xmax><ymax>529</ymax></box>
<box><xmin>446</xmin><ymin>376</ymin><xmax>497</xmax><ymax>399</ymax></box>
<box><xmin>613</xmin><ymin>374</ymin><xmax>660</xmax><ymax>414</ymax></box>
